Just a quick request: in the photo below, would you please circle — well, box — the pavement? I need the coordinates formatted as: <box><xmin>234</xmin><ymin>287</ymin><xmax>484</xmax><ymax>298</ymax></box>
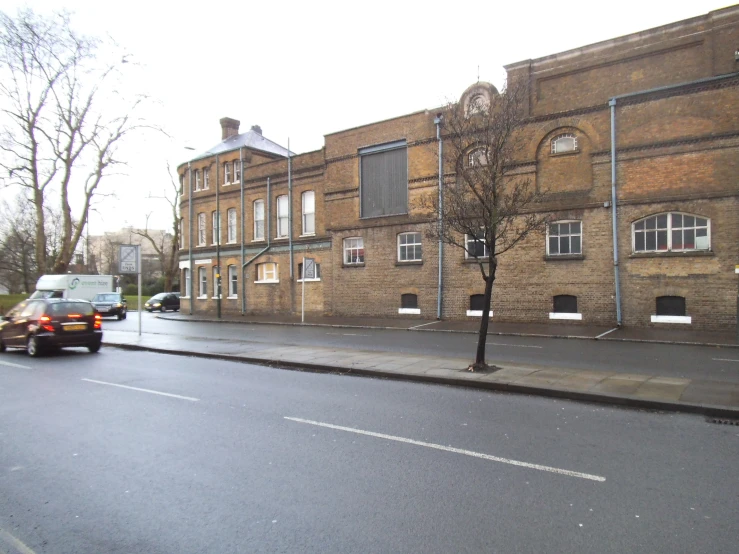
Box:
<box><xmin>103</xmin><ymin>311</ymin><xmax>739</xmax><ymax>419</ymax></box>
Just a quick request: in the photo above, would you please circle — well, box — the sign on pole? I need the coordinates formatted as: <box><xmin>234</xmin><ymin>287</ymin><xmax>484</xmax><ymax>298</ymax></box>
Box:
<box><xmin>119</xmin><ymin>245</ymin><xmax>139</xmax><ymax>274</ymax></box>
<box><xmin>304</xmin><ymin>258</ymin><xmax>316</xmax><ymax>280</ymax></box>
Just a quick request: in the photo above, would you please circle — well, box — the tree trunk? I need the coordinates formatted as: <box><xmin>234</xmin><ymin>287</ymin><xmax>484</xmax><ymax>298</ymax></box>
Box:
<box><xmin>34</xmin><ymin>189</ymin><xmax>47</xmax><ymax>274</ymax></box>
<box><xmin>474</xmin><ymin>257</ymin><xmax>497</xmax><ymax>368</ymax></box>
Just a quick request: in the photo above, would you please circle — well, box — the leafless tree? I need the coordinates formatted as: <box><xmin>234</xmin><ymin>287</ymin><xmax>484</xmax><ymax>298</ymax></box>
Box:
<box><xmin>421</xmin><ymin>80</ymin><xmax>549</xmax><ymax>371</ymax></box>
<box><xmin>0</xmin><ymin>8</ymin><xmax>151</xmax><ymax>275</ymax></box>
<box><xmin>0</xmin><ymin>195</ymin><xmax>36</xmax><ymax>292</ymax></box>
<box><xmin>132</xmin><ymin>163</ymin><xmax>181</xmax><ymax>291</ymax></box>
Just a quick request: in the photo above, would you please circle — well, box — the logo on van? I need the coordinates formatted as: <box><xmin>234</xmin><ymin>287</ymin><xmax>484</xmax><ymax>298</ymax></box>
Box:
<box><xmin>70</xmin><ymin>277</ymin><xmax>80</xmax><ymax>289</ymax></box>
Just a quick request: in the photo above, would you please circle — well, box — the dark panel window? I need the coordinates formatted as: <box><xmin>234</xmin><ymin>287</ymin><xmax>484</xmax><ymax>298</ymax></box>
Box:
<box><xmin>360</xmin><ymin>141</ymin><xmax>408</xmax><ymax>218</ymax></box>
<box><xmin>401</xmin><ymin>294</ymin><xmax>418</xmax><ymax>309</ymax></box>
<box><xmin>469</xmin><ymin>294</ymin><xmax>486</xmax><ymax>311</ymax></box>
<box><xmin>553</xmin><ymin>295</ymin><xmax>578</xmax><ymax>313</ymax></box>
<box><xmin>656</xmin><ymin>296</ymin><xmax>686</xmax><ymax>316</ymax></box>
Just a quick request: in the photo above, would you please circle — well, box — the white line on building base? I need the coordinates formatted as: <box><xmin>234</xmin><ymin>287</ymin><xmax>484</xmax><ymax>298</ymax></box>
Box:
<box><xmin>81</xmin><ymin>378</ymin><xmax>200</xmax><ymax>402</ymax></box>
<box><xmin>284</xmin><ymin>416</ymin><xmax>605</xmax><ymax>482</ymax></box>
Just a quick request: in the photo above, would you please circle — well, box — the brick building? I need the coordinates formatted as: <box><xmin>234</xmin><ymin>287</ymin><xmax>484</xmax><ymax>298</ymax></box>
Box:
<box><xmin>178</xmin><ymin>6</ymin><xmax>739</xmax><ymax>332</ymax></box>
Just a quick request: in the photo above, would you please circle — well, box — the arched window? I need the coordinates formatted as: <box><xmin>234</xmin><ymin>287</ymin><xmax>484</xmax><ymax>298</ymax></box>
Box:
<box><xmin>467</xmin><ymin>93</ymin><xmax>489</xmax><ymax>115</ymax></box>
<box><xmin>632</xmin><ymin>213</ymin><xmax>710</xmax><ymax>253</ymax></box>
<box><xmin>551</xmin><ymin>133</ymin><xmax>578</xmax><ymax>154</ymax></box>
<box><xmin>467</xmin><ymin>147</ymin><xmax>488</xmax><ymax>167</ymax></box>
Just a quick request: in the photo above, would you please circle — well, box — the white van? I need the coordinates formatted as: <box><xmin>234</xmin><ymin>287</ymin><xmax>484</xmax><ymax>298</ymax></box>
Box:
<box><xmin>30</xmin><ymin>275</ymin><xmax>114</xmax><ymax>302</ymax></box>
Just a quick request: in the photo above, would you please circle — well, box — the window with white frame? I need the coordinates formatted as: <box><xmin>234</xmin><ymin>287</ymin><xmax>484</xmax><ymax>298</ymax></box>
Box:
<box><xmin>551</xmin><ymin>133</ymin><xmax>578</xmax><ymax>154</ymax></box>
<box><xmin>228</xmin><ymin>265</ymin><xmax>238</xmax><ymax>296</ymax></box>
<box><xmin>302</xmin><ymin>191</ymin><xmax>315</xmax><ymax>235</ymax></box>
<box><xmin>233</xmin><ymin>161</ymin><xmax>241</xmax><ymax>183</ymax></box>
<box><xmin>633</xmin><ymin>212</ymin><xmax>710</xmax><ymax>253</ymax></box>
<box><xmin>198</xmin><ymin>267</ymin><xmax>207</xmax><ymax>297</ymax></box>
<box><xmin>227</xmin><ymin>208</ymin><xmax>237</xmax><ymax>243</ymax></box>
<box><xmin>468</xmin><ymin>147</ymin><xmax>488</xmax><ymax>167</ymax></box>
<box><xmin>197</xmin><ymin>213</ymin><xmax>206</xmax><ymax>246</ymax></box>
<box><xmin>547</xmin><ymin>221</ymin><xmax>582</xmax><ymax>256</ymax></box>
<box><xmin>183</xmin><ymin>268</ymin><xmax>190</xmax><ymax>297</ymax></box>
<box><xmin>298</xmin><ymin>262</ymin><xmax>321</xmax><ymax>281</ymax></box>
<box><xmin>203</xmin><ymin>168</ymin><xmax>209</xmax><ymax>189</ymax></box>
<box><xmin>194</xmin><ymin>170</ymin><xmax>202</xmax><ymax>191</ymax></box>
<box><xmin>276</xmin><ymin>195</ymin><xmax>288</xmax><ymax>238</ymax></box>
<box><xmin>223</xmin><ymin>162</ymin><xmax>231</xmax><ymax>184</ymax></box>
<box><xmin>465</xmin><ymin>233</ymin><xmax>489</xmax><ymax>259</ymax></box>
<box><xmin>254</xmin><ymin>200</ymin><xmax>265</xmax><ymax>240</ymax></box>
<box><xmin>212</xmin><ymin>266</ymin><xmax>221</xmax><ymax>298</ymax></box>
<box><xmin>344</xmin><ymin>237</ymin><xmax>364</xmax><ymax>265</ymax></box>
<box><xmin>398</xmin><ymin>232</ymin><xmax>422</xmax><ymax>262</ymax></box>
<box><xmin>256</xmin><ymin>262</ymin><xmax>278</xmax><ymax>283</ymax></box>
<box><xmin>212</xmin><ymin>211</ymin><xmax>221</xmax><ymax>245</ymax></box>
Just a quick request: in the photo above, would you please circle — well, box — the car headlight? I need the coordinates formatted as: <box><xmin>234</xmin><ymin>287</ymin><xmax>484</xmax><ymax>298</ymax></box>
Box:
<box><xmin>153</xmin><ymin>302</ymin><xmax>161</xmax><ymax>307</ymax></box>
<box><xmin>115</xmin><ymin>303</ymin><xmax>122</xmax><ymax>307</ymax></box>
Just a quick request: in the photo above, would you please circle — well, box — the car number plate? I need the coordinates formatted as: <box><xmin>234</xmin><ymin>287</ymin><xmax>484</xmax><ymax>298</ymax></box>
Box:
<box><xmin>64</xmin><ymin>324</ymin><xmax>87</xmax><ymax>331</ymax></box>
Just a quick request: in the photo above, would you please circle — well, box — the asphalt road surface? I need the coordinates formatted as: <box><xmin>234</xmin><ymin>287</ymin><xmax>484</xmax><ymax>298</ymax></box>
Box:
<box><xmin>1</xmin><ymin>347</ymin><xmax>737</xmax><ymax>553</ymax></box>
<box><xmin>108</xmin><ymin>312</ymin><xmax>739</xmax><ymax>383</ymax></box>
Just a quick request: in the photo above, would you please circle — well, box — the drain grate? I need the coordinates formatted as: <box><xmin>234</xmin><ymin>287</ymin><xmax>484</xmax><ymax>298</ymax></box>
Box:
<box><xmin>706</xmin><ymin>417</ymin><xmax>739</xmax><ymax>426</ymax></box>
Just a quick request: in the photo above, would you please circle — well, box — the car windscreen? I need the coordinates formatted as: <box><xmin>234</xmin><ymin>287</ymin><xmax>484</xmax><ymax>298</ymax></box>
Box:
<box><xmin>47</xmin><ymin>302</ymin><xmax>94</xmax><ymax>316</ymax></box>
<box><xmin>149</xmin><ymin>294</ymin><xmax>167</xmax><ymax>301</ymax></box>
<box><xmin>94</xmin><ymin>294</ymin><xmax>120</xmax><ymax>302</ymax></box>
<box><xmin>30</xmin><ymin>290</ymin><xmax>63</xmax><ymax>299</ymax></box>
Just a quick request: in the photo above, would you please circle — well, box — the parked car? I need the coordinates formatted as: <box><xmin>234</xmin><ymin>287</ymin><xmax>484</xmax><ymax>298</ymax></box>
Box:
<box><xmin>91</xmin><ymin>292</ymin><xmax>127</xmax><ymax>320</ymax></box>
<box><xmin>144</xmin><ymin>292</ymin><xmax>180</xmax><ymax>312</ymax></box>
<box><xmin>0</xmin><ymin>298</ymin><xmax>103</xmax><ymax>357</ymax></box>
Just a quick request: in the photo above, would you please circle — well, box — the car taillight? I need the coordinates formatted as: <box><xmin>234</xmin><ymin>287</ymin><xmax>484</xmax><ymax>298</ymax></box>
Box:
<box><xmin>39</xmin><ymin>315</ymin><xmax>54</xmax><ymax>332</ymax></box>
<box><xmin>68</xmin><ymin>313</ymin><xmax>82</xmax><ymax>319</ymax></box>
<box><xmin>94</xmin><ymin>313</ymin><xmax>102</xmax><ymax>329</ymax></box>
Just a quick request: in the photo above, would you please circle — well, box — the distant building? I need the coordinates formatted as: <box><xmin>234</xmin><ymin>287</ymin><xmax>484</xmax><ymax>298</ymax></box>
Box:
<box><xmin>88</xmin><ymin>227</ymin><xmax>173</xmax><ymax>280</ymax></box>
<box><xmin>177</xmin><ymin>6</ymin><xmax>739</xmax><ymax>332</ymax></box>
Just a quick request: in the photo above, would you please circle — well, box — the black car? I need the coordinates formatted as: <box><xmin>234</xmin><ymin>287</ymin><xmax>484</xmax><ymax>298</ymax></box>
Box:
<box><xmin>0</xmin><ymin>298</ymin><xmax>103</xmax><ymax>357</ymax></box>
<box><xmin>91</xmin><ymin>292</ymin><xmax>127</xmax><ymax>320</ymax></box>
<box><xmin>144</xmin><ymin>292</ymin><xmax>180</xmax><ymax>312</ymax></box>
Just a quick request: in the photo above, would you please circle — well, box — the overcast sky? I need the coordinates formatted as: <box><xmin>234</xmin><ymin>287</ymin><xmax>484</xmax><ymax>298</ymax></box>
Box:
<box><xmin>3</xmin><ymin>0</ymin><xmax>733</xmax><ymax>234</ymax></box>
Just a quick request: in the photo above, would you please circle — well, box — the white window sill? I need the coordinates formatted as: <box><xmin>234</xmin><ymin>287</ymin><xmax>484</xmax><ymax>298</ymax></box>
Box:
<box><xmin>274</xmin><ymin>236</ymin><xmax>288</xmax><ymax>240</ymax></box>
<box><xmin>255</xmin><ymin>279</ymin><xmax>279</xmax><ymax>284</ymax></box>
<box><xmin>651</xmin><ymin>315</ymin><xmax>691</xmax><ymax>324</ymax></box>
<box><xmin>210</xmin><ymin>243</ymin><xmax>221</xmax><ymax>246</ymax></box>
<box><xmin>226</xmin><ymin>240</ymin><xmax>237</xmax><ymax>244</ymax></box>
<box><xmin>197</xmin><ymin>244</ymin><xmax>206</xmax><ymax>247</ymax></box>
<box><xmin>211</xmin><ymin>296</ymin><xmax>222</xmax><ymax>299</ymax></box>
<box><xmin>181</xmin><ymin>296</ymin><xmax>190</xmax><ymax>299</ymax></box>
<box><xmin>549</xmin><ymin>312</ymin><xmax>582</xmax><ymax>320</ymax></box>
<box><xmin>300</xmin><ymin>232</ymin><xmax>316</xmax><ymax>238</ymax></box>
<box><xmin>399</xmin><ymin>308</ymin><xmax>420</xmax><ymax>315</ymax></box>
<box><xmin>297</xmin><ymin>278</ymin><xmax>321</xmax><ymax>283</ymax></box>
<box><xmin>197</xmin><ymin>295</ymin><xmax>207</xmax><ymax>299</ymax></box>
<box><xmin>227</xmin><ymin>295</ymin><xmax>238</xmax><ymax>300</ymax></box>
<box><xmin>467</xmin><ymin>310</ymin><xmax>493</xmax><ymax>317</ymax></box>
<box><xmin>252</xmin><ymin>238</ymin><xmax>265</xmax><ymax>243</ymax></box>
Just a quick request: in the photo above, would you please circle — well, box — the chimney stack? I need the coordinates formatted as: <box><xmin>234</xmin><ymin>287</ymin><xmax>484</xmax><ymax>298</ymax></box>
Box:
<box><xmin>250</xmin><ymin>124</ymin><xmax>262</xmax><ymax>135</ymax></box>
<box><xmin>220</xmin><ymin>117</ymin><xmax>240</xmax><ymax>140</ymax></box>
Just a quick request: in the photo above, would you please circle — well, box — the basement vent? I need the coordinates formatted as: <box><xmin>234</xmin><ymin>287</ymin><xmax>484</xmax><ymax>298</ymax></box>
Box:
<box><xmin>706</xmin><ymin>417</ymin><xmax>739</xmax><ymax>426</ymax></box>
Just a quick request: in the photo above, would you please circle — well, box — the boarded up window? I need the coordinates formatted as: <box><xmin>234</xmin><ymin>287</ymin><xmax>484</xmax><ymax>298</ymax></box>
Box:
<box><xmin>360</xmin><ymin>141</ymin><xmax>407</xmax><ymax>218</ymax></box>
<box><xmin>401</xmin><ymin>294</ymin><xmax>418</xmax><ymax>309</ymax></box>
<box><xmin>469</xmin><ymin>294</ymin><xmax>486</xmax><ymax>311</ymax></box>
<box><xmin>553</xmin><ymin>295</ymin><xmax>578</xmax><ymax>313</ymax></box>
<box><xmin>656</xmin><ymin>296</ymin><xmax>685</xmax><ymax>316</ymax></box>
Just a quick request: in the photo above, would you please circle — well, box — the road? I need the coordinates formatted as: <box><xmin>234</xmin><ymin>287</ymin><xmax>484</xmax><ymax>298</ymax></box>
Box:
<box><xmin>108</xmin><ymin>312</ymin><xmax>739</xmax><ymax>383</ymax></box>
<box><xmin>1</xmin><ymin>346</ymin><xmax>737</xmax><ymax>553</ymax></box>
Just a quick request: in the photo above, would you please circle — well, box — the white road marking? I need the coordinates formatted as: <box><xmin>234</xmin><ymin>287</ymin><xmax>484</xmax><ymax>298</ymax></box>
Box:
<box><xmin>81</xmin><ymin>379</ymin><xmax>199</xmax><ymax>402</ymax></box>
<box><xmin>486</xmin><ymin>342</ymin><xmax>543</xmax><ymax>349</ymax></box>
<box><xmin>0</xmin><ymin>527</ymin><xmax>37</xmax><ymax>554</ymax></box>
<box><xmin>326</xmin><ymin>332</ymin><xmax>370</xmax><ymax>337</ymax></box>
<box><xmin>712</xmin><ymin>358</ymin><xmax>739</xmax><ymax>363</ymax></box>
<box><xmin>409</xmin><ymin>321</ymin><xmax>440</xmax><ymax>329</ymax></box>
<box><xmin>284</xmin><ymin>416</ymin><xmax>605</xmax><ymax>482</ymax></box>
<box><xmin>0</xmin><ymin>360</ymin><xmax>32</xmax><ymax>370</ymax></box>
<box><xmin>595</xmin><ymin>327</ymin><xmax>620</xmax><ymax>339</ymax></box>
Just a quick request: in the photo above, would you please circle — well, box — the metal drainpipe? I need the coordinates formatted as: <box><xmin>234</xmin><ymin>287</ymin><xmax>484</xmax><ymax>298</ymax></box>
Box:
<box><xmin>240</xmin><ymin>147</ymin><xmax>245</xmax><ymax>315</ymax></box>
<box><xmin>187</xmin><ymin>162</ymin><xmax>193</xmax><ymax>314</ymax></box>
<box><xmin>241</xmin><ymin>177</ymin><xmax>272</xmax><ymax>313</ymax></box>
<box><xmin>434</xmin><ymin>115</ymin><xmax>443</xmax><ymax>320</ymax></box>
<box><xmin>215</xmin><ymin>154</ymin><xmax>221</xmax><ymax>319</ymax></box>
<box><xmin>609</xmin><ymin>99</ymin><xmax>622</xmax><ymax>326</ymax></box>
<box><xmin>288</xmin><ymin>139</ymin><xmax>293</xmax><ymax>279</ymax></box>
<box><xmin>607</xmin><ymin>71</ymin><xmax>739</xmax><ymax>327</ymax></box>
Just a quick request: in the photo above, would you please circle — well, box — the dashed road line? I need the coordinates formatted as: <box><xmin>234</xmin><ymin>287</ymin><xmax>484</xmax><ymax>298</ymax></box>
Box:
<box><xmin>0</xmin><ymin>527</ymin><xmax>37</xmax><ymax>554</ymax></box>
<box><xmin>81</xmin><ymin>378</ymin><xmax>200</xmax><ymax>402</ymax></box>
<box><xmin>0</xmin><ymin>360</ymin><xmax>32</xmax><ymax>370</ymax></box>
<box><xmin>486</xmin><ymin>342</ymin><xmax>543</xmax><ymax>349</ymax></box>
<box><xmin>285</xmin><ymin>416</ymin><xmax>605</xmax><ymax>482</ymax></box>
<box><xmin>712</xmin><ymin>358</ymin><xmax>739</xmax><ymax>363</ymax></box>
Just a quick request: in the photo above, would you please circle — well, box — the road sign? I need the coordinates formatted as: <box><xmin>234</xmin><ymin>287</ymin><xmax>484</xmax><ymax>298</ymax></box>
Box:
<box><xmin>119</xmin><ymin>245</ymin><xmax>139</xmax><ymax>274</ymax></box>
<box><xmin>304</xmin><ymin>258</ymin><xmax>316</xmax><ymax>280</ymax></box>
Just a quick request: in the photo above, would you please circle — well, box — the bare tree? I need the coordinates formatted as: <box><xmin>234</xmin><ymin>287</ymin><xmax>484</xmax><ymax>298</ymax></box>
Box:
<box><xmin>421</xmin><ymin>80</ymin><xmax>549</xmax><ymax>371</ymax></box>
<box><xmin>0</xmin><ymin>195</ymin><xmax>36</xmax><ymax>292</ymax></box>
<box><xmin>0</xmin><ymin>9</ymin><xmax>150</xmax><ymax>275</ymax></box>
<box><xmin>132</xmin><ymin>163</ymin><xmax>181</xmax><ymax>291</ymax></box>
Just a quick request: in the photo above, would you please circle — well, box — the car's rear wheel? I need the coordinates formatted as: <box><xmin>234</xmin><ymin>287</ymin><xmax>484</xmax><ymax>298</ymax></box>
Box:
<box><xmin>88</xmin><ymin>341</ymin><xmax>101</xmax><ymax>353</ymax></box>
<box><xmin>27</xmin><ymin>335</ymin><xmax>42</xmax><ymax>357</ymax></box>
